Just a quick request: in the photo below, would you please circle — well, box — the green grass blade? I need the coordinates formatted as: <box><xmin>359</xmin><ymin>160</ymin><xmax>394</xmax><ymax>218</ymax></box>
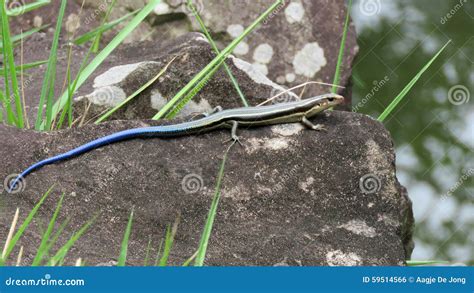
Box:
<box><xmin>43</xmin><ymin>218</ymin><xmax>70</xmax><ymax>260</ymax></box>
<box><xmin>0</xmin><ymin>25</ymin><xmax>49</xmax><ymax>49</ymax></box>
<box><xmin>1</xmin><ymin>0</ymin><xmax>23</xmax><ymax>127</ymax></box>
<box><xmin>34</xmin><ymin>0</ymin><xmax>67</xmax><ymax>130</ymax></box>
<box><xmin>31</xmin><ymin>193</ymin><xmax>64</xmax><ymax>266</ymax></box>
<box><xmin>194</xmin><ymin>142</ymin><xmax>234</xmax><ymax>266</ymax></box>
<box><xmin>72</xmin><ymin>10</ymin><xmax>138</xmax><ymax>46</ymax></box>
<box><xmin>0</xmin><ymin>60</ymin><xmax>48</xmax><ymax>75</ymax></box>
<box><xmin>165</xmin><ymin>56</ymin><xmax>224</xmax><ymax>119</ymax></box>
<box><xmin>6</xmin><ymin>0</ymin><xmax>50</xmax><ymax>17</ymax></box>
<box><xmin>43</xmin><ymin>0</ymin><xmax>162</xmax><ymax>130</ymax></box>
<box><xmin>153</xmin><ymin>238</ymin><xmax>164</xmax><ymax>266</ymax></box>
<box><xmin>0</xmin><ymin>186</ymin><xmax>54</xmax><ymax>265</ymax></box>
<box><xmin>377</xmin><ymin>40</ymin><xmax>451</xmax><ymax>122</ymax></box>
<box><xmin>152</xmin><ymin>0</ymin><xmax>283</xmax><ymax>120</ymax></box>
<box><xmin>47</xmin><ymin>217</ymin><xmax>95</xmax><ymax>266</ymax></box>
<box><xmin>331</xmin><ymin>0</ymin><xmax>352</xmax><ymax>93</ymax></box>
<box><xmin>143</xmin><ymin>237</ymin><xmax>153</xmax><ymax>266</ymax></box>
<box><xmin>117</xmin><ymin>209</ymin><xmax>134</xmax><ymax>266</ymax></box>
<box><xmin>94</xmin><ymin>56</ymin><xmax>177</xmax><ymax>124</ymax></box>
<box><xmin>158</xmin><ymin>225</ymin><xmax>172</xmax><ymax>266</ymax></box>
<box><xmin>407</xmin><ymin>260</ymin><xmax>449</xmax><ymax>266</ymax></box>
<box><xmin>158</xmin><ymin>217</ymin><xmax>179</xmax><ymax>267</ymax></box>
<box><xmin>188</xmin><ymin>1</ymin><xmax>248</xmax><ymax>107</ymax></box>
<box><xmin>92</xmin><ymin>0</ymin><xmax>117</xmax><ymax>53</ymax></box>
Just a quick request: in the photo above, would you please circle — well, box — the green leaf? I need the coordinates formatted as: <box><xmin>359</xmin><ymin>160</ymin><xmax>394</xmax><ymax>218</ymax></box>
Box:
<box><xmin>407</xmin><ymin>260</ymin><xmax>449</xmax><ymax>266</ymax></box>
<box><xmin>42</xmin><ymin>0</ymin><xmax>162</xmax><ymax>130</ymax></box>
<box><xmin>94</xmin><ymin>56</ymin><xmax>177</xmax><ymax>124</ymax></box>
<box><xmin>117</xmin><ymin>209</ymin><xmax>134</xmax><ymax>266</ymax></box>
<box><xmin>0</xmin><ymin>60</ymin><xmax>48</xmax><ymax>75</ymax></box>
<box><xmin>0</xmin><ymin>186</ymin><xmax>54</xmax><ymax>265</ymax></box>
<box><xmin>188</xmin><ymin>0</ymin><xmax>248</xmax><ymax>107</ymax></box>
<box><xmin>194</xmin><ymin>143</ymin><xmax>234</xmax><ymax>266</ymax></box>
<box><xmin>331</xmin><ymin>0</ymin><xmax>352</xmax><ymax>93</ymax></box>
<box><xmin>6</xmin><ymin>0</ymin><xmax>50</xmax><ymax>17</ymax></box>
<box><xmin>377</xmin><ymin>40</ymin><xmax>451</xmax><ymax>122</ymax></box>
<box><xmin>34</xmin><ymin>0</ymin><xmax>67</xmax><ymax>130</ymax></box>
<box><xmin>1</xmin><ymin>0</ymin><xmax>24</xmax><ymax>127</ymax></box>
<box><xmin>47</xmin><ymin>217</ymin><xmax>95</xmax><ymax>266</ymax></box>
<box><xmin>72</xmin><ymin>10</ymin><xmax>138</xmax><ymax>46</ymax></box>
<box><xmin>31</xmin><ymin>194</ymin><xmax>65</xmax><ymax>266</ymax></box>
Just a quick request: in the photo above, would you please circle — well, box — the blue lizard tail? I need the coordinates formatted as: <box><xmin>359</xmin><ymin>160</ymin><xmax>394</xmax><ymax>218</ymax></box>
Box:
<box><xmin>7</xmin><ymin>126</ymin><xmax>182</xmax><ymax>193</ymax></box>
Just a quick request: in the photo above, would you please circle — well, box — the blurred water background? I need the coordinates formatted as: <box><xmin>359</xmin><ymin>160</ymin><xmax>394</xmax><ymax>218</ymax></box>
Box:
<box><xmin>351</xmin><ymin>0</ymin><xmax>473</xmax><ymax>264</ymax></box>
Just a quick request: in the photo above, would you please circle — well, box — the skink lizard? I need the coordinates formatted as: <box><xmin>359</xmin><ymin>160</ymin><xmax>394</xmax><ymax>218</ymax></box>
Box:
<box><xmin>8</xmin><ymin>93</ymin><xmax>343</xmax><ymax>192</ymax></box>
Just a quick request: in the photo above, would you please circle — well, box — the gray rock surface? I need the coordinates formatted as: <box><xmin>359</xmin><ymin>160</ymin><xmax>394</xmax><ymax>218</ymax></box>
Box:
<box><xmin>77</xmin><ymin>0</ymin><xmax>358</xmax><ymax>107</ymax></box>
<box><xmin>0</xmin><ymin>111</ymin><xmax>414</xmax><ymax>266</ymax></box>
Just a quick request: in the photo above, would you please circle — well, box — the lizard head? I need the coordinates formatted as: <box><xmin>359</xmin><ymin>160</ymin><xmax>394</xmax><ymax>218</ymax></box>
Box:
<box><xmin>304</xmin><ymin>94</ymin><xmax>344</xmax><ymax>117</ymax></box>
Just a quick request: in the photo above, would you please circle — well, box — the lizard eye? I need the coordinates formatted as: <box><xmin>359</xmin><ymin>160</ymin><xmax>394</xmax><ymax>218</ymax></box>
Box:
<box><xmin>327</xmin><ymin>97</ymin><xmax>335</xmax><ymax>102</ymax></box>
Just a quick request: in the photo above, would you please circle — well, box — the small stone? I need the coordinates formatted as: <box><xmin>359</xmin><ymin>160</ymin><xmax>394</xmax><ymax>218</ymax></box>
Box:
<box><xmin>154</xmin><ymin>2</ymin><xmax>171</xmax><ymax>15</ymax></box>
<box><xmin>33</xmin><ymin>15</ymin><xmax>43</xmax><ymax>28</ymax></box>
<box><xmin>65</xmin><ymin>13</ymin><xmax>81</xmax><ymax>34</ymax></box>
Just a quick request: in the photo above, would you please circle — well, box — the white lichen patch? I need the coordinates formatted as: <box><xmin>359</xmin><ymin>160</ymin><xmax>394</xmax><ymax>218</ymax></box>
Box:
<box><xmin>299</xmin><ymin>176</ymin><xmax>314</xmax><ymax>192</ymax></box>
<box><xmin>153</xmin><ymin>2</ymin><xmax>170</xmax><ymax>15</ymax></box>
<box><xmin>222</xmin><ymin>184</ymin><xmax>250</xmax><ymax>201</ymax></box>
<box><xmin>234</xmin><ymin>42</ymin><xmax>249</xmax><ymax>55</ymax></box>
<box><xmin>245</xmin><ymin>137</ymin><xmax>292</xmax><ymax>154</ymax></box>
<box><xmin>226</xmin><ymin>24</ymin><xmax>244</xmax><ymax>38</ymax></box>
<box><xmin>231</xmin><ymin>57</ymin><xmax>299</xmax><ymax>100</ymax></box>
<box><xmin>338</xmin><ymin>220</ymin><xmax>377</xmax><ymax>238</ymax></box>
<box><xmin>326</xmin><ymin>250</ymin><xmax>362</xmax><ymax>266</ymax></box>
<box><xmin>253</xmin><ymin>43</ymin><xmax>274</xmax><ymax>64</ymax></box>
<box><xmin>271</xmin><ymin>123</ymin><xmax>304</xmax><ymax>136</ymax></box>
<box><xmin>293</xmin><ymin>42</ymin><xmax>327</xmax><ymax>78</ymax></box>
<box><xmin>150</xmin><ymin>89</ymin><xmax>167</xmax><ymax>110</ymax></box>
<box><xmin>94</xmin><ymin>62</ymin><xmax>147</xmax><ymax>88</ymax></box>
<box><xmin>285</xmin><ymin>2</ymin><xmax>305</xmax><ymax>24</ymax></box>
<box><xmin>285</xmin><ymin>73</ymin><xmax>296</xmax><ymax>83</ymax></box>
<box><xmin>150</xmin><ymin>89</ymin><xmax>212</xmax><ymax>117</ymax></box>
<box><xmin>252</xmin><ymin>63</ymin><xmax>268</xmax><ymax>76</ymax></box>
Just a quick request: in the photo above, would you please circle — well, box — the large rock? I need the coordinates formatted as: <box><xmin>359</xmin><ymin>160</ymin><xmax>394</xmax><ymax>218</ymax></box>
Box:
<box><xmin>74</xmin><ymin>33</ymin><xmax>299</xmax><ymax>122</ymax></box>
<box><xmin>0</xmin><ymin>111</ymin><xmax>413</xmax><ymax>265</ymax></box>
<box><xmin>77</xmin><ymin>0</ymin><xmax>358</xmax><ymax>107</ymax></box>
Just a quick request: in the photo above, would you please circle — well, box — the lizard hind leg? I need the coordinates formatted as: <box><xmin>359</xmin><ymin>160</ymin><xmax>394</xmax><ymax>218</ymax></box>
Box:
<box><xmin>301</xmin><ymin>116</ymin><xmax>327</xmax><ymax>131</ymax></box>
<box><xmin>223</xmin><ymin>120</ymin><xmax>244</xmax><ymax>147</ymax></box>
